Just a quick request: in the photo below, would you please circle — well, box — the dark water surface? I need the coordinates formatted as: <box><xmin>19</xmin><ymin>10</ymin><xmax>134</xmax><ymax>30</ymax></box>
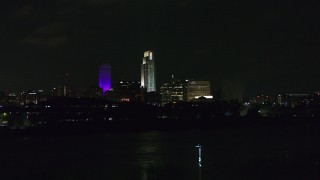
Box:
<box><xmin>1</xmin><ymin>125</ymin><xmax>320</xmax><ymax>179</ymax></box>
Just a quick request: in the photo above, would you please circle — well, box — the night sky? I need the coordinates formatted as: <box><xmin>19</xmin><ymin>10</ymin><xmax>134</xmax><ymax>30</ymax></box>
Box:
<box><xmin>1</xmin><ymin>0</ymin><xmax>320</xmax><ymax>97</ymax></box>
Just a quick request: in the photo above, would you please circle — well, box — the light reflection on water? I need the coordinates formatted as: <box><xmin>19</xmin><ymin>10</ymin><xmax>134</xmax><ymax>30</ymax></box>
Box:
<box><xmin>0</xmin><ymin>130</ymin><xmax>201</xmax><ymax>179</ymax></box>
<box><xmin>1</xmin><ymin>126</ymin><xmax>320</xmax><ymax>179</ymax></box>
<box><xmin>128</xmin><ymin>130</ymin><xmax>199</xmax><ymax>180</ymax></box>
<box><xmin>133</xmin><ymin>131</ymin><xmax>163</xmax><ymax>180</ymax></box>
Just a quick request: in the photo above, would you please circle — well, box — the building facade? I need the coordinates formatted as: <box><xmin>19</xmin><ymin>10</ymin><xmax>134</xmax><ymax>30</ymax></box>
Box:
<box><xmin>99</xmin><ymin>64</ymin><xmax>111</xmax><ymax>94</ymax></box>
<box><xmin>113</xmin><ymin>80</ymin><xmax>142</xmax><ymax>102</ymax></box>
<box><xmin>141</xmin><ymin>50</ymin><xmax>156</xmax><ymax>92</ymax></box>
<box><xmin>160</xmin><ymin>77</ymin><xmax>185</xmax><ymax>104</ymax></box>
<box><xmin>186</xmin><ymin>81</ymin><xmax>212</xmax><ymax>102</ymax></box>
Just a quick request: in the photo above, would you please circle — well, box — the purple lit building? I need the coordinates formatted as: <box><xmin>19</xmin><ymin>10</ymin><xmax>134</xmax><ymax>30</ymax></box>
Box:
<box><xmin>99</xmin><ymin>64</ymin><xmax>111</xmax><ymax>94</ymax></box>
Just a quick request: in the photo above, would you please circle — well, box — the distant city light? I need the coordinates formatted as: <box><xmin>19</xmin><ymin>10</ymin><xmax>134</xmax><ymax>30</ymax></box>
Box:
<box><xmin>195</xmin><ymin>96</ymin><xmax>213</xmax><ymax>99</ymax></box>
<box><xmin>120</xmin><ymin>98</ymin><xmax>130</xmax><ymax>102</ymax></box>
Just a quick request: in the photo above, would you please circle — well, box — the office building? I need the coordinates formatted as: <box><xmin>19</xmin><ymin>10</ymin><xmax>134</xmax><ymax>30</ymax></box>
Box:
<box><xmin>281</xmin><ymin>93</ymin><xmax>311</xmax><ymax>107</ymax></box>
<box><xmin>20</xmin><ymin>90</ymin><xmax>45</xmax><ymax>105</ymax></box>
<box><xmin>113</xmin><ymin>80</ymin><xmax>142</xmax><ymax>102</ymax></box>
<box><xmin>99</xmin><ymin>64</ymin><xmax>111</xmax><ymax>94</ymax></box>
<box><xmin>141</xmin><ymin>50</ymin><xmax>156</xmax><ymax>92</ymax></box>
<box><xmin>55</xmin><ymin>73</ymin><xmax>71</xmax><ymax>96</ymax></box>
<box><xmin>186</xmin><ymin>81</ymin><xmax>212</xmax><ymax>102</ymax></box>
<box><xmin>160</xmin><ymin>76</ymin><xmax>185</xmax><ymax>104</ymax></box>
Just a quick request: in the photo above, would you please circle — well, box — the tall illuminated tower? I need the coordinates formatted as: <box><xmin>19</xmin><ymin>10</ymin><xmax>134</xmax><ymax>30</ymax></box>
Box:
<box><xmin>141</xmin><ymin>50</ymin><xmax>156</xmax><ymax>92</ymax></box>
<box><xmin>99</xmin><ymin>64</ymin><xmax>111</xmax><ymax>94</ymax></box>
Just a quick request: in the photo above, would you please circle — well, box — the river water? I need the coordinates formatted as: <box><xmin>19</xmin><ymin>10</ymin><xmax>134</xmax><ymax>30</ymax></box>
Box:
<box><xmin>0</xmin><ymin>125</ymin><xmax>320</xmax><ymax>179</ymax></box>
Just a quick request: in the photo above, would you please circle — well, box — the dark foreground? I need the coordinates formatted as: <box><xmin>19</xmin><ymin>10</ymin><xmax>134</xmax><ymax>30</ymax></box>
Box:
<box><xmin>0</xmin><ymin>121</ymin><xmax>320</xmax><ymax>180</ymax></box>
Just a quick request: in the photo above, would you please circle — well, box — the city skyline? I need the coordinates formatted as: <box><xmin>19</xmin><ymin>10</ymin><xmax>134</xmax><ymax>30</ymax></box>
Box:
<box><xmin>1</xmin><ymin>1</ymin><xmax>320</xmax><ymax>96</ymax></box>
<box><xmin>1</xmin><ymin>53</ymin><xmax>320</xmax><ymax>99</ymax></box>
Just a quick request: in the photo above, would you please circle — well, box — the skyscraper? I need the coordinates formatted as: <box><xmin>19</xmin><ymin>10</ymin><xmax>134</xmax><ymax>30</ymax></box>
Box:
<box><xmin>99</xmin><ymin>64</ymin><xmax>111</xmax><ymax>94</ymax></box>
<box><xmin>141</xmin><ymin>50</ymin><xmax>156</xmax><ymax>92</ymax></box>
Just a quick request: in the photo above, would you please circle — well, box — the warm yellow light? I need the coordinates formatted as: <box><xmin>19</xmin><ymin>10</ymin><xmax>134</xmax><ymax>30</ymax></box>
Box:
<box><xmin>144</xmin><ymin>51</ymin><xmax>149</xmax><ymax>57</ymax></box>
